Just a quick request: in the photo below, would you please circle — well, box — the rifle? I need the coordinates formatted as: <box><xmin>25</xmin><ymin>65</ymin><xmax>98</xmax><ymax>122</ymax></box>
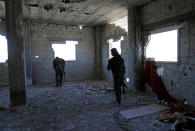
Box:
<box><xmin>122</xmin><ymin>82</ymin><xmax>128</xmax><ymax>99</ymax></box>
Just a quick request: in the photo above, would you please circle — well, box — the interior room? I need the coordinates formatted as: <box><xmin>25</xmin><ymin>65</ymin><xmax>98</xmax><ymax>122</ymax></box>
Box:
<box><xmin>0</xmin><ymin>0</ymin><xmax>195</xmax><ymax>130</ymax></box>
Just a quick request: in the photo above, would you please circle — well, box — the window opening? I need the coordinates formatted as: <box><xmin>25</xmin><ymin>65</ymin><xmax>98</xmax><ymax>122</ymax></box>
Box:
<box><xmin>0</xmin><ymin>35</ymin><xmax>8</xmax><ymax>63</ymax></box>
<box><xmin>146</xmin><ymin>30</ymin><xmax>178</xmax><ymax>62</ymax></box>
<box><xmin>52</xmin><ymin>40</ymin><xmax>78</xmax><ymax>61</ymax></box>
<box><xmin>108</xmin><ymin>37</ymin><xmax>123</xmax><ymax>59</ymax></box>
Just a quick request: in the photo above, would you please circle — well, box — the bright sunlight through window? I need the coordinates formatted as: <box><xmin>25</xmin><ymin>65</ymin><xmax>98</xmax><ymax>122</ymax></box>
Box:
<box><xmin>0</xmin><ymin>35</ymin><xmax>8</xmax><ymax>63</ymax></box>
<box><xmin>146</xmin><ymin>30</ymin><xmax>178</xmax><ymax>62</ymax></box>
<box><xmin>108</xmin><ymin>37</ymin><xmax>122</xmax><ymax>58</ymax></box>
<box><xmin>52</xmin><ymin>40</ymin><xmax>78</xmax><ymax>61</ymax></box>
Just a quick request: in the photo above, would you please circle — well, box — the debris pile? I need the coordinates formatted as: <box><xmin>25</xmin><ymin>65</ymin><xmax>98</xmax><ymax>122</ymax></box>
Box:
<box><xmin>79</xmin><ymin>81</ymin><xmax>114</xmax><ymax>95</ymax></box>
<box><xmin>158</xmin><ymin>103</ymin><xmax>195</xmax><ymax>131</ymax></box>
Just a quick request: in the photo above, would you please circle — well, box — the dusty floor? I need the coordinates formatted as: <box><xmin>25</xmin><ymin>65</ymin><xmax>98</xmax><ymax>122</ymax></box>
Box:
<box><xmin>0</xmin><ymin>81</ymin><xmax>172</xmax><ymax>131</ymax></box>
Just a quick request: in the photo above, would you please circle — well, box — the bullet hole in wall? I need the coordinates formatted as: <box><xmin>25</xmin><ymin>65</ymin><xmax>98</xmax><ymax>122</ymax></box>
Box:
<box><xmin>184</xmin><ymin>73</ymin><xmax>187</xmax><ymax>76</ymax></box>
<box><xmin>29</xmin><ymin>3</ymin><xmax>39</xmax><ymax>8</ymax></box>
<box><xmin>189</xmin><ymin>67</ymin><xmax>192</xmax><ymax>70</ymax></box>
<box><xmin>169</xmin><ymin>5</ymin><xmax>172</xmax><ymax>11</ymax></box>
<box><xmin>59</xmin><ymin>7</ymin><xmax>66</xmax><ymax>13</ymax></box>
<box><xmin>62</xmin><ymin>0</ymin><xmax>70</xmax><ymax>4</ymax></box>
<box><xmin>44</xmin><ymin>4</ymin><xmax>53</xmax><ymax>11</ymax></box>
<box><xmin>83</xmin><ymin>12</ymin><xmax>92</xmax><ymax>15</ymax></box>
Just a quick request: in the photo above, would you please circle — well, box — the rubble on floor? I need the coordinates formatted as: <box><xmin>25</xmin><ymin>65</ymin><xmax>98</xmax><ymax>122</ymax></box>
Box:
<box><xmin>158</xmin><ymin>102</ymin><xmax>195</xmax><ymax>131</ymax></box>
<box><xmin>0</xmin><ymin>81</ymin><xmax>181</xmax><ymax>130</ymax></box>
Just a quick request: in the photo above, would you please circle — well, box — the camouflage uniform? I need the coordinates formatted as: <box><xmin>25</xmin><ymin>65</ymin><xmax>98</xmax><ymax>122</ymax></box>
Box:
<box><xmin>107</xmin><ymin>48</ymin><xmax>126</xmax><ymax>105</ymax></box>
<box><xmin>53</xmin><ymin>57</ymin><xmax>65</xmax><ymax>87</ymax></box>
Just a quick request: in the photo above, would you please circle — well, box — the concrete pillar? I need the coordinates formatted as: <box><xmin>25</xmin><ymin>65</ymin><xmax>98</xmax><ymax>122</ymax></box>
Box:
<box><xmin>5</xmin><ymin>0</ymin><xmax>26</xmax><ymax>105</ymax></box>
<box><xmin>134</xmin><ymin>7</ymin><xmax>145</xmax><ymax>91</ymax></box>
<box><xmin>24</xmin><ymin>22</ymin><xmax>32</xmax><ymax>85</ymax></box>
<box><xmin>128</xmin><ymin>6</ymin><xmax>136</xmax><ymax>91</ymax></box>
<box><xmin>128</xmin><ymin>6</ymin><xmax>145</xmax><ymax>91</ymax></box>
<box><xmin>94</xmin><ymin>26</ymin><xmax>102</xmax><ymax>79</ymax></box>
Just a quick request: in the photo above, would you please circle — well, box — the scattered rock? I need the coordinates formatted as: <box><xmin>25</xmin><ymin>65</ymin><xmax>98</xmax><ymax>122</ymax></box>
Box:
<box><xmin>53</xmin><ymin>98</ymin><xmax>57</xmax><ymax>100</ymax></box>
<box><xmin>82</xmin><ymin>84</ymin><xmax>86</xmax><ymax>90</ymax></box>
<box><xmin>106</xmin><ymin>88</ymin><xmax>114</xmax><ymax>93</ymax></box>
<box><xmin>153</xmin><ymin>123</ymin><xmax>161</xmax><ymax>128</ymax></box>
<box><xmin>88</xmin><ymin>88</ymin><xmax>97</xmax><ymax>91</ymax></box>
<box><xmin>101</xmin><ymin>90</ymin><xmax>106</xmax><ymax>93</ymax></box>
<box><xmin>85</xmin><ymin>90</ymin><xmax>91</xmax><ymax>95</ymax></box>
<box><xmin>0</xmin><ymin>81</ymin><xmax>163</xmax><ymax>130</ymax></box>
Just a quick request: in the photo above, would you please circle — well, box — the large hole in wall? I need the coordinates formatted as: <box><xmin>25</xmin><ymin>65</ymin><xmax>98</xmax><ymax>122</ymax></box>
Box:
<box><xmin>52</xmin><ymin>40</ymin><xmax>78</xmax><ymax>61</ymax></box>
<box><xmin>0</xmin><ymin>35</ymin><xmax>8</xmax><ymax>63</ymax></box>
<box><xmin>110</xmin><ymin>16</ymin><xmax>128</xmax><ymax>32</ymax></box>
<box><xmin>146</xmin><ymin>29</ymin><xmax>178</xmax><ymax>62</ymax></box>
<box><xmin>108</xmin><ymin>37</ymin><xmax>123</xmax><ymax>59</ymax></box>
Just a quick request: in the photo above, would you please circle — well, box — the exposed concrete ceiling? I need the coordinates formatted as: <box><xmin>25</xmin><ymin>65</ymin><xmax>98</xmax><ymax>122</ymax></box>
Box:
<box><xmin>0</xmin><ymin>0</ymin><xmax>153</xmax><ymax>26</ymax></box>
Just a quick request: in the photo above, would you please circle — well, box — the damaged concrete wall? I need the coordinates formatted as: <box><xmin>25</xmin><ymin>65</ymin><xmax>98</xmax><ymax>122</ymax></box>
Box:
<box><xmin>141</xmin><ymin>0</ymin><xmax>195</xmax><ymax>106</ymax></box>
<box><xmin>141</xmin><ymin>0</ymin><xmax>195</xmax><ymax>26</ymax></box>
<box><xmin>134</xmin><ymin>7</ymin><xmax>145</xmax><ymax>91</ymax></box>
<box><xmin>156</xmin><ymin>22</ymin><xmax>195</xmax><ymax>106</ymax></box>
<box><xmin>121</xmin><ymin>36</ymin><xmax>134</xmax><ymax>90</ymax></box>
<box><xmin>128</xmin><ymin>6</ymin><xmax>146</xmax><ymax>91</ymax></box>
<box><xmin>30</xmin><ymin>23</ymin><xmax>95</xmax><ymax>84</ymax></box>
<box><xmin>0</xmin><ymin>21</ymin><xmax>32</xmax><ymax>86</ymax></box>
